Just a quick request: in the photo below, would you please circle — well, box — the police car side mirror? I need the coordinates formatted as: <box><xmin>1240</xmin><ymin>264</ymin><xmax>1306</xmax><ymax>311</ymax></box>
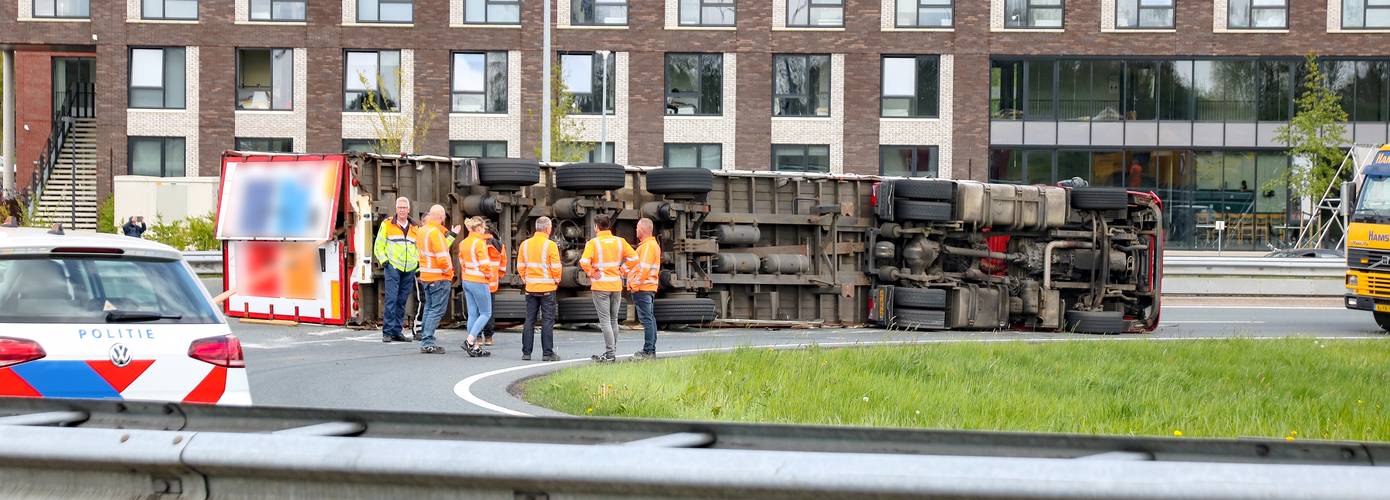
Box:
<box><xmin>1342</xmin><ymin>181</ymin><xmax>1356</xmax><ymax>217</ymax></box>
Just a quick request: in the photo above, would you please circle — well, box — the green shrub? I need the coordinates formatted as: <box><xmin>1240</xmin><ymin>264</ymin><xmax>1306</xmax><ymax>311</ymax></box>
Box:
<box><xmin>146</xmin><ymin>212</ymin><xmax>219</xmax><ymax>251</ymax></box>
<box><xmin>96</xmin><ymin>197</ymin><xmax>116</xmax><ymax>233</ymax></box>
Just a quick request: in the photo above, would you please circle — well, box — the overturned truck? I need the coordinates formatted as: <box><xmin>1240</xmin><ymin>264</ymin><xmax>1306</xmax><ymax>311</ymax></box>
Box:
<box><xmin>220</xmin><ymin>151</ymin><xmax>1161</xmax><ymax>333</ymax></box>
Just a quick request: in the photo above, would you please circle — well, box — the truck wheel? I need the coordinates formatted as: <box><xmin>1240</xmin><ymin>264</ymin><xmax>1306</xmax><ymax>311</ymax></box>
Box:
<box><xmin>491</xmin><ymin>291</ymin><xmax>528</xmax><ymax>321</ymax></box>
<box><xmin>894</xmin><ymin>288</ymin><xmax>947</xmax><ymax>310</ymax></box>
<box><xmin>556</xmin><ymin>163</ymin><xmax>626</xmax><ymax>192</ymax></box>
<box><xmin>1374</xmin><ymin>312</ymin><xmax>1390</xmax><ymax>333</ymax></box>
<box><xmin>890</xmin><ymin>308</ymin><xmax>946</xmax><ymax>330</ymax></box>
<box><xmin>646</xmin><ymin>167</ymin><xmax>714</xmax><ymax>195</ymax></box>
<box><xmin>893</xmin><ymin>179</ymin><xmax>954</xmax><ymax>202</ymax></box>
<box><xmin>1070</xmin><ymin>187</ymin><xmax>1129</xmax><ymax>210</ymax></box>
<box><xmin>1065</xmin><ymin>310</ymin><xmax>1127</xmax><ymax>334</ymax></box>
<box><xmin>476</xmin><ymin>159</ymin><xmax>540</xmax><ymax>189</ymax></box>
<box><xmin>894</xmin><ymin>199</ymin><xmax>953</xmax><ymax>222</ymax></box>
<box><xmin>559</xmin><ymin>296</ymin><xmax>628</xmax><ymax>324</ymax></box>
<box><xmin>653</xmin><ymin>297</ymin><xmax>718</xmax><ymax>325</ymax></box>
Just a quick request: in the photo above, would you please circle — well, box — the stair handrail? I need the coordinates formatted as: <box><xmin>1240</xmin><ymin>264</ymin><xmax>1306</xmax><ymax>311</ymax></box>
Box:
<box><xmin>23</xmin><ymin>82</ymin><xmax>93</xmax><ymax>222</ymax></box>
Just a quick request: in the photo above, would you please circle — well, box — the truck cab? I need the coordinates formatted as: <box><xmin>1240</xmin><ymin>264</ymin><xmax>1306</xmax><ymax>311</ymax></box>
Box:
<box><xmin>1343</xmin><ymin>145</ymin><xmax>1390</xmax><ymax>331</ymax></box>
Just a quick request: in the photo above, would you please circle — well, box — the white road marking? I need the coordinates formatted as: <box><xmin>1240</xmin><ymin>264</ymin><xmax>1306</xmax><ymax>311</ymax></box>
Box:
<box><xmin>1163</xmin><ymin>305</ymin><xmax>1346</xmax><ymax>310</ymax></box>
<box><xmin>453</xmin><ymin>334</ymin><xmax>1388</xmax><ymax>417</ymax></box>
<box><xmin>1162</xmin><ymin>321</ymin><xmax>1266</xmax><ymax>324</ymax></box>
<box><xmin>306</xmin><ymin>328</ymin><xmax>351</xmax><ymax>336</ymax></box>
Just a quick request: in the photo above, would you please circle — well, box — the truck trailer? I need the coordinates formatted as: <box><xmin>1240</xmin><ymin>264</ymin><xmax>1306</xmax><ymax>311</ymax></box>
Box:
<box><xmin>214</xmin><ymin>152</ymin><xmax>1163</xmax><ymax>333</ymax></box>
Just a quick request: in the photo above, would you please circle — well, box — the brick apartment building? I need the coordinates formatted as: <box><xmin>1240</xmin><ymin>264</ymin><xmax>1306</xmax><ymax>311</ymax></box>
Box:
<box><xmin>0</xmin><ymin>0</ymin><xmax>1388</xmax><ymax>248</ymax></box>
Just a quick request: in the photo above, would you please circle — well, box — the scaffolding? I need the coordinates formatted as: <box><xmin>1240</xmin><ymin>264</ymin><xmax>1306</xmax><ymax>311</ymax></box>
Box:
<box><xmin>1294</xmin><ymin>145</ymin><xmax>1381</xmax><ymax>251</ymax></box>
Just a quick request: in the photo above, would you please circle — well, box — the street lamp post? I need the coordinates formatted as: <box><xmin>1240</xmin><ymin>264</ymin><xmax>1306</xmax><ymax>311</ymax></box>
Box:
<box><xmin>596</xmin><ymin>50</ymin><xmax>610</xmax><ymax>163</ymax></box>
<box><xmin>64</xmin><ymin>116</ymin><xmax>75</xmax><ymax>227</ymax></box>
<box><xmin>541</xmin><ymin>0</ymin><xmax>553</xmax><ymax>162</ymax></box>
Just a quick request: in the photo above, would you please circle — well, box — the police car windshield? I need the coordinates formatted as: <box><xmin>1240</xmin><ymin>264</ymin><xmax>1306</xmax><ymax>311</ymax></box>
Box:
<box><xmin>0</xmin><ymin>256</ymin><xmax>221</xmax><ymax>324</ymax></box>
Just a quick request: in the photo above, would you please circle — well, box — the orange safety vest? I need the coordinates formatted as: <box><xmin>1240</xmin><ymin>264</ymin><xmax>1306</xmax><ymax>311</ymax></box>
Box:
<box><xmin>416</xmin><ymin>222</ymin><xmax>455</xmax><ymax>283</ymax></box>
<box><xmin>516</xmin><ymin>232</ymin><xmax>562</xmax><ymax>293</ymax></box>
<box><xmin>629</xmin><ymin>236</ymin><xmax>661</xmax><ymax>293</ymax></box>
<box><xmin>458</xmin><ymin>232</ymin><xmax>493</xmax><ymax>285</ymax></box>
<box><xmin>579</xmin><ymin>230</ymin><xmax>637</xmax><ymax>293</ymax></box>
<box><xmin>484</xmin><ymin>234</ymin><xmax>507</xmax><ymax>293</ymax></box>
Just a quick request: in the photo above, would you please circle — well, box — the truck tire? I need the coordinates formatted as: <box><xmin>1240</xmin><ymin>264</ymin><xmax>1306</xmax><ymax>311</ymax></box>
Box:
<box><xmin>646</xmin><ymin>167</ymin><xmax>714</xmax><ymax>195</ymax></box>
<box><xmin>1375</xmin><ymin>311</ymin><xmax>1390</xmax><ymax>333</ymax></box>
<box><xmin>491</xmin><ymin>291</ymin><xmax>527</xmax><ymax>321</ymax></box>
<box><xmin>559</xmin><ymin>296</ymin><xmax>628</xmax><ymax>324</ymax></box>
<box><xmin>653</xmin><ymin>297</ymin><xmax>717</xmax><ymax>325</ymax></box>
<box><xmin>894</xmin><ymin>288</ymin><xmax>947</xmax><ymax>310</ymax></box>
<box><xmin>556</xmin><ymin>163</ymin><xmax>626</xmax><ymax>192</ymax></box>
<box><xmin>894</xmin><ymin>199</ymin><xmax>953</xmax><ymax>222</ymax></box>
<box><xmin>1065</xmin><ymin>310</ymin><xmax>1127</xmax><ymax>334</ymax></box>
<box><xmin>893</xmin><ymin>179</ymin><xmax>954</xmax><ymax>202</ymax></box>
<box><xmin>476</xmin><ymin>159</ymin><xmax>540</xmax><ymax>189</ymax></box>
<box><xmin>1070</xmin><ymin>187</ymin><xmax>1128</xmax><ymax>210</ymax></box>
<box><xmin>890</xmin><ymin>308</ymin><xmax>947</xmax><ymax>330</ymax></box>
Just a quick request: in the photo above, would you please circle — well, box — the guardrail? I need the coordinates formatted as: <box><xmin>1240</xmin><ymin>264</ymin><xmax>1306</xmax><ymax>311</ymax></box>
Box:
<box><xmin>184</xmin><ymin>250</ymin><xmax>221</xmax><ymax>275</ymax></box>
<box><xmin>0</xmin><ymin>398</ymin><xmax>1386</xmax><ymax>499</ymax></box>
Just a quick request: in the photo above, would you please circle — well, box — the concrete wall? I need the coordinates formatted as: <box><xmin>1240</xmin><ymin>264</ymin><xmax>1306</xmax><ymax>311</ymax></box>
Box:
<box><xmin>112</xmin><ymin>174</ymin><xmax>219</xmax><ymax>224</ymax></box>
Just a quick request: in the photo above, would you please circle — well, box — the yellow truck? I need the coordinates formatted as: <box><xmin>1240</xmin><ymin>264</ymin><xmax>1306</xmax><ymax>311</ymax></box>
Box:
<box><xmin>1344</xmin><ymin>145</ymin><xmax>1390</xmax><ymax>331</ymax></box>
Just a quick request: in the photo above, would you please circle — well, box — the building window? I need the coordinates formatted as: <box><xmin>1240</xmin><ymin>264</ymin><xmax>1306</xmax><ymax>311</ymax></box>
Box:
<box><xmin>561</xmin><ymin>53</ymin><xmax>616</xmax><ymax>115</ymax></box>
<box><xmin>32</xmin><ymin>0</ymin><xmax>88</xmax><ymax>18</ymax></box>
<box><xmin>143</xmin><ymin>0</ymin><xmax>197</xmax><ymax>20</ymax></box>
<box><xmin>581</xmin><ymin>142</ymin><xmax>616</xmax><ymax>163</ymax></box>
<box><xmin>1004</xmin><ymin>0</ymin><xmax>1062</xmax><ymax>28</ymax></box>
<box><xmin>343</xmin><ymin>139</ymin><xmax>377</xmax><ymax>153</ymax></box>
<box><xmin>572</xmin><ymin>0</ymin><xmax>627</xmax><ymax>25</ymax></box>
<box><xmin>773</xmin><ymin>54</ymin><xmax>831</xmax><ymax>117</ymax></box>
<box><xmin>235</xmin><ymin>137</ymin><xmax>294</xmax><ymax>152</ymax></box>
<box><xmin>881</xmin><ymin>55</ymin><xmax>939</xmax><ymax>118</ymax></box>
<box><xmin>237</xmin><ymin>49</ymin><xmax>293</xmax><ymax>111</ymax></box>
<box><xmin>881</xmin><ymin>146</ymin><xmax>938</xmax><ymax>177</ymax></box>
<box><xmin>451</xmin><ymin>141</ymin><xmax>507</xmax><ymax>158</ymax></box>
<box><xmin>1116</xmin><ymin>0</ymin><xmax>1174</xmax><ymax>29</ymax></box>
<box><xmin>665</xmin><ymin>54</ymin><xmax>723</xmax><ymax>116</ymax></box>
<box><xmin>129</xmin><ymin>48</ymin><xmax>186</xmax><ymax>109</ymax></box>
<box><xmin>896</xmin><ymin>0</ymin><xmax>953</xmax><ymax>27</ymax></box>
<box><xmin>787</xmin><ymin>0</ymin><xmax>843</xmax><ymax>27</ymax></box>
<box><xmin>1344</xmin><ymin>0</ymin><xmax>1390</xmax><ymax>28</ymax></box>
<box><xmin>772</xmin><ymin>145</ymin><xmax>830</xmax><ymax>172</ymax></box>
<box><xmin>680</xmin><ymin>0</ymin><xmax>735</xmax><ymax>26</ymax></box>
<box><xmin>129</xmin><ymin>137</ymin><xmax>186</xmax><ymax>177</ymax></box>
<box><xmin>250</xmin><ymin>0</ymin><xmax>306</xmax><ymax>21</ymax></box>
<box><xmin>464</xmin><ymin>0</ymin><xmax>520</xmax><ymax>24</ymax></box>
<box><xmin>665</xmin><ymin>143</ymin><xmax>721</xmax><ymax>169</ymax></box>
<box><xmin>452</xmin><ymin>52</ymin><xmax>508</xmax><ymax>113</ymax></box>
<box><xmin>344</xmin><ymin>50</ymin><xmax>401</xmax><ymax>112</ymax></box>
<box><xmin>358</xmin><ymin>0</ymin><xmax>412</xmax><ymax>23</ymax></box>
<box><xmin>1228</xmin><ymin>0</ymin><xmax>1286</xmax><ymax>29</ymax></box>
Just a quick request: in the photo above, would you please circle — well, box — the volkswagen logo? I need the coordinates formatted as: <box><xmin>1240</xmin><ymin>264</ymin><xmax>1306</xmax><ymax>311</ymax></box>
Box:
<box><xmin>109</xmin><ymin>343</ymin><xmax>132</xmax><ymax>368</ymax></box>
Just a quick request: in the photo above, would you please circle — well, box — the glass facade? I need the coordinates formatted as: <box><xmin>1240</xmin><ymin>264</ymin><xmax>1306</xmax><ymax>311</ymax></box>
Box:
<box><xmin>990</xmin><ymin>147</ymin><xmax>1295</xmax><ymax>251</ymax></box>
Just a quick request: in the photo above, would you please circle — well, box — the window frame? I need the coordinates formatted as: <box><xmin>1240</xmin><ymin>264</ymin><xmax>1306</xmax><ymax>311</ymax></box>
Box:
<box><xmin>1115</xmin><ymin>0</ymin><xmax>1175</xmax><ymax>29</ymax></box>
<box><xmin>449</xmin><ymin>140</ymin><xmax>509</xmax><ymax>158</ymax></box>
<box><xmin>249</xmin><ymin>0</ymin><xmax>306</xmax><ymax>21</ymax></box>
<box><xmin>879</xmin><ymin>145</ymin><xmax>939</xmax><ymax>177</ymax></box>
<box><xmin>880</xmin><ymin>55</ymin><xmax>940</xmax><ymax>118</ymax></box>
<box><xmin>142</xmin><ymin>0</ymin><xmax>198</xmax><ymax>20</ymax></box>
<box><xmin>679</xmin><ymin>0</ymin><xmax>735</xmax><ymax>27</ymax></box>
<box><xmin>1343</xmin><ymin>0</ymin><xmax>1390</xmax><ymax>29</ymax></box>
<box><xmin>665</xmin><ymin>53</ymin><xmax>724</xmax><ymax>116</ymax></box>
<box><xmin>451</xmin><ymin>51</ymin><xmax>509</xmax><ymax>114</ymax></box>
<box><xmin>561</xmin><ymin>52</ymin><xmax>616</xmax><ymax>115</ymax></box>
<box><xmin>786</xmin><ymin>0</ymin><xmax>844</xmax><ymax>28</ymax></box>
<box><xmin>1226</xmin><ymin>0</ymin><xmax>1287</xmax><ymax>30</ymax></box>
<box><xmin>462</xmin><ymin>0</ymin><xmax>521</xmax><ymax>24</ymax></box>
<box><xmin>771</xmin><ymin>144</ymin><xmax>831</xmax><ymax>173</ymax></box>
<box><xmin>357</xmin><ymin>0</ymin><xmax>413</xmax><ymax>23</ymax></box>
<box><xmin>342</xmin><ymin>49</ymin><xmax>402</xmax><ymax>113</ymax></box>
<box><xmin>234</xmin><ymin>137</ymin><xmax>294</xmax><ymax>153</ymax></box>
<box><xmin>894</xmin><ymin>0</ymin><xmax>954</xmax><ymax>28</ymax></box>
<box><xmin>582</xmin><ymin>142</ymin><xmax>617</xmax><ymax>163</ymax></box>
<box><xmin>773</xmin><ymin>54</ymin><xmax>832</xmax><ymax>117</ymax></box>
<box><xmin>31</xmin><ymin>0</ymin><xmax>89</xmax><ymax>19</ymax></box>
<box><xmin>343</xmin><ymin>139</ymin><xmax>377</xmax><ymax>153</ymax></box>
<box><xmin>127</xmin><ymin>136</ymin><xmax>186</xmax><ymax>177</ymax></box>
<box><xmin>1003</xmin><ymin>0</ymin><xmax>1064</xmax><ymax>29</ymax></box>
<box><xmin>572</xmin><ymin>0</ymin><xmax>629</xmax><ymax>26</ymax></box>
<box><xmin>664</xmin><ymin>143</ymin><xmax>723</xmax><ymax>169</ymax></box>
<box><xmin>236</xmin><ymin>48</ymin><xmax>294</xmax><ymax>111</ymax></box>
<box><xmin>128</xmin><ymin>47</ymin><xmax>186</xmax><ymax>110</ymax></box>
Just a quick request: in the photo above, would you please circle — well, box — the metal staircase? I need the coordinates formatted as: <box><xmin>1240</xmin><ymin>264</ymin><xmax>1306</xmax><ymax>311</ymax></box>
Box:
<box><xmin>24</xmin><ymin>83</ymin><xmax>96</xmax><ymax>230</ymax></box>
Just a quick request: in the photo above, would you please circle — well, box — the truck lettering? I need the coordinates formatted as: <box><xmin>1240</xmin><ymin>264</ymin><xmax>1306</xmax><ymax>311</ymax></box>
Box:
<box><xmin>1370</xmin><ymin>231</ymin><xmax>1390</xmax><ymax>243</ymax></box>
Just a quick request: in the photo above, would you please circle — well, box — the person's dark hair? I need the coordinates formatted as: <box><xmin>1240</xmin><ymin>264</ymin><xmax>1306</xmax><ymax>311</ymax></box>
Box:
<box><xmin>594</xmin><ymin>214</ymin><xmax>612</xmax><ymax>231</ymax></box>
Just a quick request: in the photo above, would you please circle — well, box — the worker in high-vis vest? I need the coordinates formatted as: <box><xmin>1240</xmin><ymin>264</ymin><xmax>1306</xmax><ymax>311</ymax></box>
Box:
<box><xmin>477</xmin><ymin>225</ymin><xmax>507</xmax><ymax>346</ymax></box>
<box><xmin>373</xmin><ymin>196</ymin><xmax>419</xmax><ymax>343</ymax></box>
<box><xmin>579</xmin><ymin>213</ymin><xmax>638</xmax><ymax>363</ymax></box>
<box><xmin>515</xmin><ymin>216</ymin><xmax>562</xmax><ymax>362</ymax></box>
<box><xmin>457</xmin><ymin>216</ymin><xmax>494</xmax><ymax>357</ymax></box>
<box><xmin>415</xmin><ymin>204</ymin><xmax>461</xmax><ymax>354</ymax></box>
<box><xmin>629</xmin><ymin>218</ymin><xmax>661</xmax><ymax>360</ymax></box>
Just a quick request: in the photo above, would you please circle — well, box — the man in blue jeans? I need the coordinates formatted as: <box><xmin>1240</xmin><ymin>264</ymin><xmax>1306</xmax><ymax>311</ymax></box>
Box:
<box><xmin>374</xmin><ymin>197</ymin><xmax>418</xmax><ymax>343</ymax></box>
<box><xmin>629</xmin><ymin>218</ymin><xmax>661</xmax><ymax>360</ymax></box>
<box><xmin>415</xmin><ymin>205</ymin><xmax>460</xmax><ymax>354</ymax></box>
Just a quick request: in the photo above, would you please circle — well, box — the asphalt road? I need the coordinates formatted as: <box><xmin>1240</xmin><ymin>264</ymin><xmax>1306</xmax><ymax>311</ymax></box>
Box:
<box><xmin>234</xmin><ymin>301</ymin><xmax>1388</xmax><ymax>417</ymax></box>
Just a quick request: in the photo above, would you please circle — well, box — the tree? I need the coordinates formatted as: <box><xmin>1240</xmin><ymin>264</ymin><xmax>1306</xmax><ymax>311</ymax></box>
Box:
<box><xmin>1273</xmin><ymin>54</ymin><xmax>1350</xmax><ymax>203</ymax></box>
<box><xmin>356</xmin><ymin>70</ymin><xmax>439</xmax><ymax>155</ymax></box>
<box><xmin>532</xmin><ymin>63</ymin><xmax>592</xmax><ymax>162</ymax></box>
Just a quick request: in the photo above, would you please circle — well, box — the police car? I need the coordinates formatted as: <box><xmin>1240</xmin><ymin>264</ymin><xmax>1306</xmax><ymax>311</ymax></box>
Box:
<box><xmin>0</xmin><ymin>225</ymin><xmax>250</xmax><ymax>405</ymax></box>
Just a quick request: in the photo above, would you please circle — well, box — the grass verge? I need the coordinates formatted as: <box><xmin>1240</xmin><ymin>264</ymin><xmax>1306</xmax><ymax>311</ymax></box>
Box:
<box><xmin>524</xmin><ymin>338</ymin><xmax>1390</xmax><ymax>442</ymax></box>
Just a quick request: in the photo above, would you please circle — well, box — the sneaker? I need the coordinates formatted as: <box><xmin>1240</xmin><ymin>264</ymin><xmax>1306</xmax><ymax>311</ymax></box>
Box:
<box><xmin>388</xmin><ymin>335</ymin><xmax>410</xmax><ymax>342</ymax></box>
<box><xmin>465</xmin><ymin>342</ymin><xmax>491</xmax><ymax>358</ymax></box>
<box><xmin>590</xmin><ymin>353</ymin><xmax>616</xmax><ymax>363</ymax></box>
<box><xmin>522</xmin><ymin>353</ymin><xmax>532</xmax><ymax>361</ymax></box>
<box><xmin>419</xmin><ymin>346</ymin><xmax>445</xmax><ymax>354</ymax></box>
<box><xmin>382</xmin><ymin>337</ymin><xmax>393</xmax><ymax>343</ymax></box>
<box><xmin>633</xmin><ymin>351</ymin><xmax>656</xmax><ymax>361</ymax></box>
<box><xmin>484</xmin><ymin>337</ymin><xmax>495</xmax><ymax>346</ymax></box>
<box><xmin>542</xmin><ymin>353</ymin><xmax>560</xmax><ymax>362</ymax></box>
